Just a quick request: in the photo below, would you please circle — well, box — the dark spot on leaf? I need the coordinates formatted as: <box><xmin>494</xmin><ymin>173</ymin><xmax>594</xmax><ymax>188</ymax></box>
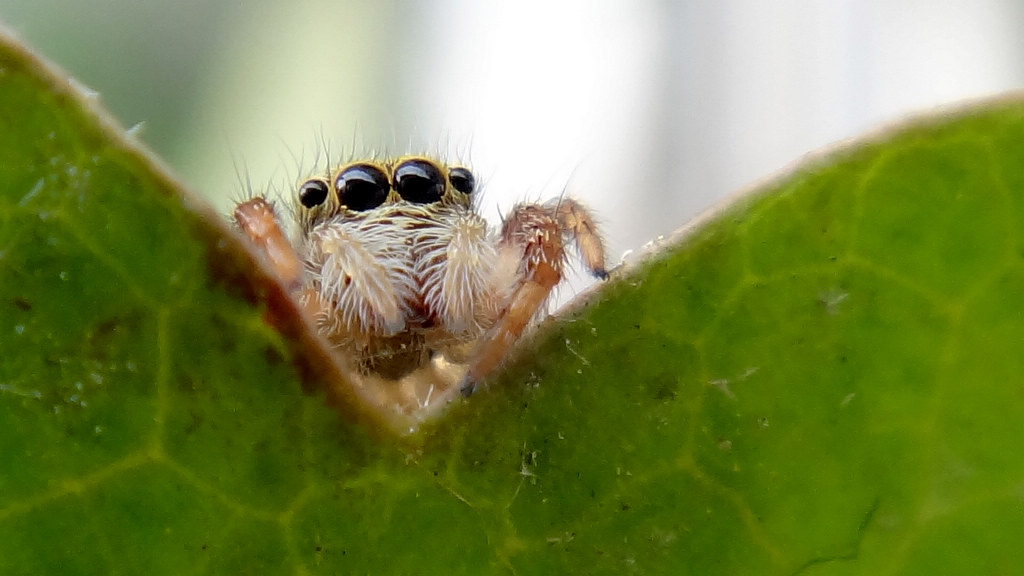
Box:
<box><xmin>185</xmin><ymin>411</ymin><xmax>203</xmax><ymax>434</ymax></box>
<box><xmin>315</xmin><ymin>545</ymin><xmax>323</xmax><ymax>552</ymax></box>
<box><xmin>208</xmin><ymin>313</ymin><xmax>237</xmax><ymax>354</ymax></box>
<box><xmin>92</xmin><ymin>317</ymin><xmax>121</xmax><ymax>336</ymax></box>
<box><xmin>11</xmin><ymin>297</ymin><xmax>32</xmax><ymax>310</ymax></box>
<box><xmin>86</xmin><ymin>309</ymin><xmax>143</xmax><ymax>362</ymax></box>
<box><xmin>645</xmin><ymin>372</ymin><xmax>679</xmax><ymax>401</ymax></box>
<box><xmin>264</xmin><ymin>344</ymin><xmax>284</xmax><ymax>366</ymax></box>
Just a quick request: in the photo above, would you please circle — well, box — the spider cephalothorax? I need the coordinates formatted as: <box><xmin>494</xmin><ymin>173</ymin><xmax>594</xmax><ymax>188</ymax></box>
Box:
<box><xmin>234</xmin><ymin>155</ymin><xmax>607</xmax><ymax>418</ymax></box>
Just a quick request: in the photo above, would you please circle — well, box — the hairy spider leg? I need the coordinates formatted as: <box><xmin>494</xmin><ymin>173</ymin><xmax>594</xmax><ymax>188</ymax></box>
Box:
<box><xmin>460</xmin><ymin>198</ymin><xmax>608</xmax><ymax>395</ymax></box>
<box><xmin>233</xmin><ymin>197</ymin><xmax>304</xmax><ymax>290</ymax></box>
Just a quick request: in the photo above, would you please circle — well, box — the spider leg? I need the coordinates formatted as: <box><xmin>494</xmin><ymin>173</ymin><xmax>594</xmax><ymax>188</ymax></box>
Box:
<box><xmin>551</xmin><ymin>197</ymin><xmax>608</xmax><ymax>279</ymax></box>
<box><xmin>233</xmin><ymin>197</ymin><xmax>304</xmax><ymax>289</ymax></box>
<box><xmin>460</xmin><ymin>199</ymin><xmax>607</xmax><ymax>395</ymax></box>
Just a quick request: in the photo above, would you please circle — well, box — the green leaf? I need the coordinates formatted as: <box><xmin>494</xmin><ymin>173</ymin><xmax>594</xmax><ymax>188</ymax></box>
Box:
<box><xmin>3</xmin><ymin>28</ymin><xmax>1024</xmax><ymax>574</ymax></box>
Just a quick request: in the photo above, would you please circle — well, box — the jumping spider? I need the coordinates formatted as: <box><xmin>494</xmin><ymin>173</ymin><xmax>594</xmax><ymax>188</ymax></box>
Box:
<box><xmin>234</xmin><ymin>156</ymin><xmax>607</xmax><ymax>418</ymax></box>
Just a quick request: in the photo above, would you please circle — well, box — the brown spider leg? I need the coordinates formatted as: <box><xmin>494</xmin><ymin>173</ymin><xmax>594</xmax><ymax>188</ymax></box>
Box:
<box><xmin>233</xmin><ymin>197</ymin><xmax>304</xmax><ymax>290</ymax></box>
<box><xmin>234</xmin><ymin>198</ymin><xmax>357</xmax><ymax>333</ymax></box>
<box><xmin>460</xmin><ymin>200</ymin><xmax>608</xmax><ymax>396</ymax></box>
<box><xmin>550</xmin><ymin>197</ymin><xmax>608</xmax><ymax>279</ymax></box>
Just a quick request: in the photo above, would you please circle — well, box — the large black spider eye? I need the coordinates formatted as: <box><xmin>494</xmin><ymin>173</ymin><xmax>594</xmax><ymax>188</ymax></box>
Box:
<box><xmin>298</xmin><ymin>179</ymin><xmax>329</xmax><ymax>208</ymax></box>
<box><xmin>449</xmin><ymin>167</ymin><xmax>476</xmax><ymax>195</ymax></box>
<box><xmin>394</xmin><ymin>159</ymin><xmax>445</xmax><ymax>204</ymax></box>
<box><xmin>335</xmin><ymin>164</ymin><xmax>390</xmax><ymax>211</ymax></box>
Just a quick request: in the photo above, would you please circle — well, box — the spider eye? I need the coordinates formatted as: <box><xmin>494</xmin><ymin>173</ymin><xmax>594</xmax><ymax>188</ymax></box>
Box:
<box><xmin>335</xmin><ymin>164</ymin><xmax>390</xmax><ymax>211</ymax></box>
<box><xmin>298</xmin><ymin>179</ymin><xmax>329</xmax><ymax>208</ymax></box>
<box><xmin>394</xmin><ymin>159</ymin><xmax>445</xmax><ymax>204</ymax></box>
<box><xmin>449</xmin><ymin>167</ymin><xmax>476</xmax><ymax>195</ymax></box>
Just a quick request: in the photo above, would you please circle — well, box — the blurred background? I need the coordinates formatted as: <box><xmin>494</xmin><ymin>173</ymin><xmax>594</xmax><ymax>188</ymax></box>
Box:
<box><xmin>3</xmin><ymin>0</ymin><xmax>1023</xmax><ymax>300</ymax></box>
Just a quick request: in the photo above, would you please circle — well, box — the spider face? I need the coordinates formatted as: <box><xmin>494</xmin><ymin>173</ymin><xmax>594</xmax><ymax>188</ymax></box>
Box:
<box><xmin>234</xmin><ymin>155</ymin><xmax>607</xmax><ymax>421</ymax></box>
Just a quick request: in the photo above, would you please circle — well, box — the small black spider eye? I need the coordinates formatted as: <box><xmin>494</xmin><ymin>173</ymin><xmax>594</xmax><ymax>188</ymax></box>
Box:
<box><xmin>449</xmin><ymin>167</ymin><xmax>476</xmax><ymax>195</ymax></box>
<box><xmin>335</xmin><ymin>164</ymin><xmax>390</xmax><ymax>211</ymax></box>
<box><xmin>298</xmin><ymin>179</ymin><xmax>329</xmax><ymax>208</ymax></box>
<box><xmin>394</xmin><ymin>159</ymin><xmax>445</xmax><ymax>204</ymax></box>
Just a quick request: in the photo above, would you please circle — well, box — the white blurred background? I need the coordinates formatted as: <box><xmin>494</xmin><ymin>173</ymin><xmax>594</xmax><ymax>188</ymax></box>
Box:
<box><xmin>3</xmin><ymin>0</ymin><xmax>1023</xmax><ymax>300</ymax></box>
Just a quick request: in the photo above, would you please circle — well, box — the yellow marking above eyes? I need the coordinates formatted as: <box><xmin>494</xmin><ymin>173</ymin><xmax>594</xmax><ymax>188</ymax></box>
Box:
<box><xmin>294</xmin><ymin>157</ymin><xmax>478</xmax><ymax>232</ymax></box>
